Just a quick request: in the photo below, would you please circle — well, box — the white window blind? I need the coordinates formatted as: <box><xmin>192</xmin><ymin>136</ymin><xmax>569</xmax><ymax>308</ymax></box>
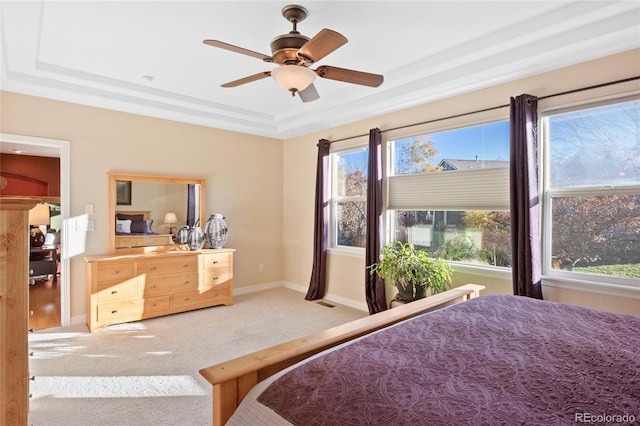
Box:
<box><xmin>388</xmin><ymin>167</ymin><xmax>510</xmax><ymax>210</ymax></box>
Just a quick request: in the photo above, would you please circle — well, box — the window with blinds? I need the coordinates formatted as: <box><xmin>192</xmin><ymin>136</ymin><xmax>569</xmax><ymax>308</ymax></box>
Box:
<box><xmin>388</xmin><ymin>121</ymin><xmax>511</xmax><ymax>268</ymax></box>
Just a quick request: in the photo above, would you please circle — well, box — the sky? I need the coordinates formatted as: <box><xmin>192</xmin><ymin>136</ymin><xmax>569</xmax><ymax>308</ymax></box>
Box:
<box><xmin>396</xmin><ymin>120</ymin><xmax>510</xmax><ymax>167</ymax></box>
<box><xmin>338</xmin><ymin>120</ymin><xmax>511</xmax><ymax>177</ymax></box>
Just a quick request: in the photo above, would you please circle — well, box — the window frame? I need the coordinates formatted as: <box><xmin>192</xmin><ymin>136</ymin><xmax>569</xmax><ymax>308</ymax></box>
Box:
<box><xmin>540</xmin><ymin>95</ymin><xmax>640</xmax><ymax>293</ymax></box>
<box><xmin>386</xmin><ymin>119</ymin><xmax>512</xmax><ymax>271</ymax></box>
<box><xmin>329</xmin><ymin>144</ymin><xmax>369</xmax><ymax>253</ymax></box>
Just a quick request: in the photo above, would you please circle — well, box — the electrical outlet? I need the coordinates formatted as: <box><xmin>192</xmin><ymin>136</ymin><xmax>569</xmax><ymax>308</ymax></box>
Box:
<box><xmin>258</xmin><ymin>264</ymin><xmax>264</xmax><ymax>273</ymax></box>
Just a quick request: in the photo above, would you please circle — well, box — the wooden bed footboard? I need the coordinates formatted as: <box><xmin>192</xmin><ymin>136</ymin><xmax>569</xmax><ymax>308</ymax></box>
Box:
<box><xmin>199</xmin><ymin>284</ymin><xmax>485</xmax><ymax>426</ymax></box>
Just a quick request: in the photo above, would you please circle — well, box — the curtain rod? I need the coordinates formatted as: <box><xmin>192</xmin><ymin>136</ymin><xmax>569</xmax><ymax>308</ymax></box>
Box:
<box><xmin>328</xmin><ymin>75</ymin><xmax>640</xmax><ymax>144</ymax></box>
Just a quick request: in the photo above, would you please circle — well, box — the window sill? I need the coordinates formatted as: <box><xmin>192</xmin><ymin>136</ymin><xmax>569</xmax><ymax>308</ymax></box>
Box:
<box><xmin>542</xmin><ymin>275</ymin><xmax>640</xmax><ymax>299</ymax></box>
<box><xmin>450</xmin><ymin>262</ymin><xmax>512</xmax><ymax>280</ymax></box>
<box><xmin>328</xmin><ymin>247</ymin><xmax>365</xmax><ymax>258</ymax></box>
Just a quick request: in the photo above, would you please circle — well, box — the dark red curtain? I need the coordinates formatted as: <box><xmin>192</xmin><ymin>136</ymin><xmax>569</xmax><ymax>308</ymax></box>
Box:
<box><xmin>365</xmin><ymin>128</ymin><xmax>387</xmax><ymax>313</ymax></box>
<box><xmin>306</xmin><ymin>139</ymin><xmax>331</xmax><ymax>300</ymax></box>
<box><xmin>510</xmin><ymin>94</ymin><xmax>543</xmax><ymax>299</ymax></box>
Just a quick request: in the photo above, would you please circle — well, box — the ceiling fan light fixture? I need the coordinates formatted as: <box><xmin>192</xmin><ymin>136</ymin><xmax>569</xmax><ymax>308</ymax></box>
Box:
<box><xmin>271</xmin><ymin>65</ymin><xmax>316</xmax><ymax>95</ymax></box>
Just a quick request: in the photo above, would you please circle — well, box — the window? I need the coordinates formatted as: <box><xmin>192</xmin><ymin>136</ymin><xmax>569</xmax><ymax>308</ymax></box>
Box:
<box><xmin>388</xmin><ymin>121</ymin><xmax>511</xmax><ymax>268</ymax></box>
<box><xmin>543</xmin><ymin>98</ymin><xmax>640</xmax><ymax>284</ymax></box>
<box><xmin>331</xmin><ymin>147</ymin><xmax>368</xmax><ymax>249</ymax></box>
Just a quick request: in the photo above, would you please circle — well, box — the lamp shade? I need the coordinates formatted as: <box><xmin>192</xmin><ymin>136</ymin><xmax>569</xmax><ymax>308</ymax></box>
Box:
<box><xmin>164</xmin><ymin>211</ymin><xmax>178</xmax><ymax>225</ymax></box>
<box><xmin>29</xmin><ymin>203</ymin><xmax>50</xmax><ymax>226</ymax></box>
<box><xmin>271</xmin><ymin>65</ymin><xmax>316</xmax><ymax>94</ymax></box>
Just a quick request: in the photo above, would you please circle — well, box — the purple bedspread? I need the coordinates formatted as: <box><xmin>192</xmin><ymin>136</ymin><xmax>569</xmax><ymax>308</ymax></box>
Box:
<box><xmin>257</xmin><ymin>295</ymin><xmax>639</xmax><ymax>425</ymax></box>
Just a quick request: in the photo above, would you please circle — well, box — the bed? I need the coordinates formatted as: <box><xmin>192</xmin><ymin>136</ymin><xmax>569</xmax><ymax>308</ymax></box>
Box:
<box><xmin>114</xmin><ymin>210</ymin><xmax>172</xmax><ymax>249</ymax></box>
<box><xmin>199</xmin><ymin>284</ymin><xmax>639</xmax><ymax>425</ymax></box>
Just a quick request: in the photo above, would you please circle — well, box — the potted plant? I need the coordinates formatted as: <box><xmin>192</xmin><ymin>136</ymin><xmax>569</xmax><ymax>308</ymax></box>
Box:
<box><xmin>368</xmin><ymin>241</ymin><xmax>453</xmax><ymax>302</ymax></box>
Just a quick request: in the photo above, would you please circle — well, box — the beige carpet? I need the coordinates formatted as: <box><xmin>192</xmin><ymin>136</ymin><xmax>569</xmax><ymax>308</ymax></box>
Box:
<box><xmin>28</xmin><ymin>287</ymin><xmax>367</xmax><ymax>426</ymax></box>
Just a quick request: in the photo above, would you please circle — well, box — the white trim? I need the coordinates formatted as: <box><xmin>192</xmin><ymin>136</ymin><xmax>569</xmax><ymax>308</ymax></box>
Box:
<box><xmin>282</xmin><ymin>281</ymin><xmax>369</xmax><ymax>312</ymax></box>
<box><xmin>450</xmin><ymin>263</ymin><xmax>512</xmax><ymax>280</ymax></box>
<box><xmin>70</xmin><ymin>315</ymin><xmax>87</xmax><ymax>326</ymax></box>
<box><xmin>542</xmin><ymin>276</ymin><xmax>640</xmax><ymax>300</ymax></box>
<box><xmin>0</xmin><ymin>132</ymin><xmax>71</xmax><ymax>327</ymax></box>
<box><xmin>232</xmin><ymin>281</ymin><xmax>284</xmax><ymax>296</ymax></box>
<box><xmin>328</xmin><ymin>246</ymin><xmax>365</xmax><ymax>258</ymax></box>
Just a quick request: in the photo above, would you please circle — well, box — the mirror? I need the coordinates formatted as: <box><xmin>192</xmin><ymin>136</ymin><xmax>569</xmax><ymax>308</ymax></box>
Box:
<box><xmin>108</xmin><ymin>173</ymin><xmax>206</xmax><ymax>254</ymax></box>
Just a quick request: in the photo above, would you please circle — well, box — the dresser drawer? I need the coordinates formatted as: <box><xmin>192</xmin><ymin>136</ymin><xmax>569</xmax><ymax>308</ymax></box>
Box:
<box><xmin>139</xmin><ymin>272</ymin><xmax>199</xmax><ymax>295</ymax></box>
<box><xmin>96</xmin><ymin>262</ymin><xmax>135</xmax><ymax>281</ymax></box>
<box><xmin>97</xmin><ymin>299</ymin><xmax>144</xmax><ymax>323</ymax></box>
<box><xmin>96</xmin><ymin>278</ymin><xmax>138</xmax><ymax>302</ymax></box>
<box><xmin>142</xmin><ymin>295</ymin><xmax>171</xmax><ymax>315</ymax></box>
<box><xmin>137</xmin><ymin>256</ymin><xmax>198</xmax><ymax>276</ymax></box>
<box><xmin>202</xmin><ymin>269</ymin><xmax>232</xmax><ymax>289</ymax></box>
<box><xmin>201</xmin><ymin>252</ymin><xmax>232</xmax><ymax>270</ymax></box>
<box><xmin>172</xmin><ymin>284</ymin><xmax>230</xmax><ymax>309</ymax></box>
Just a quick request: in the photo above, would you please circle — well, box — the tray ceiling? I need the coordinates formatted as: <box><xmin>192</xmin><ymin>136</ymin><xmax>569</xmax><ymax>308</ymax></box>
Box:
<box><xmin>1</xmin><ymin>1</ymin><xmax>639</xmax><ymax>140</ymax></box>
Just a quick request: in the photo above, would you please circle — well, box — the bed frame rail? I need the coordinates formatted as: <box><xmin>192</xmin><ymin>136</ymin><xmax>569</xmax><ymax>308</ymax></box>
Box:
<box><xmin>199</xmin><ymin>283</ymin><xmax>485</xmax><ymax>426</ymax></box>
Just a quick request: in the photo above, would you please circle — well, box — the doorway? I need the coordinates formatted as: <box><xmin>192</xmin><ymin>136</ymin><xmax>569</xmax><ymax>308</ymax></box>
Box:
<box><xmin>0</xmin><ymin>133</ymin><xmax>71</xmax><ymax>328</ymax></box>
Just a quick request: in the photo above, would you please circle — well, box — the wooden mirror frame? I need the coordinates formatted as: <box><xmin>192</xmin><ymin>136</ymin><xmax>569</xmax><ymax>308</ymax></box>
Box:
<box><xmin>108</xmin><ymin>173</ymin><xmax>206</xmax><ymax>254</ymax></box>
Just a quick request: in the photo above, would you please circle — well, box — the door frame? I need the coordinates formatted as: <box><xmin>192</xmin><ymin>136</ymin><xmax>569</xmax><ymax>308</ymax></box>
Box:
<box><xmin>1</xmin><ymin>133</ymin><xmax>71</xmax><ymax>326</ymax></box>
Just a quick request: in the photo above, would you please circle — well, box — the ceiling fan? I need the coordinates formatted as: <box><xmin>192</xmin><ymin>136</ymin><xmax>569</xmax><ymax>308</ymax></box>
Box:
<box><xmin>203</xmin><ymin>4</ymin><xmax>384</xmax><ymax>102</ymax></box>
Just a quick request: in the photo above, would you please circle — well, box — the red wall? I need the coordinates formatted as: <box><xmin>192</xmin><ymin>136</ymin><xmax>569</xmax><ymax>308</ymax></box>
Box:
<box><xmin>0</xmin><ymin>153</ymin><xmax>60</xmax><ymax>196</ymax></box>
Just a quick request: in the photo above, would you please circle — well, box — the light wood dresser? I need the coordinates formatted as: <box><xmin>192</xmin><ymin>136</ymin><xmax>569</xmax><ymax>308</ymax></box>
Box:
<box><xmin>85</xmin><ymin>248</ymin><xmax>234</xmax><ymax>332</ymax></box>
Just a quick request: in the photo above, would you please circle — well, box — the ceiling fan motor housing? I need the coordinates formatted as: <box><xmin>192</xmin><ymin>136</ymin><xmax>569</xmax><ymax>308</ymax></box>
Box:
<box><xmin>270</xmin><ymin>33</ymin><xmax>310</xmax><ymax>65</ymax></box>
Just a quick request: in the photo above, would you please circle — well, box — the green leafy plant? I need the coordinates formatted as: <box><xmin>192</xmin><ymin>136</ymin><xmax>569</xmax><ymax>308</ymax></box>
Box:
<box><xmin>368</xmin><ymin>241</ymin><xmax>453</xmax><ymax>301</ymax></box>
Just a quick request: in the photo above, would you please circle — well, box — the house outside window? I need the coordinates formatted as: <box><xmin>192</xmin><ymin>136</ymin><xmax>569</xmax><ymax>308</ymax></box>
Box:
<box><xmin>387</xmin><ymin>121</ymin><xmax>511</xmax><ymax>268</ymax></box>
<box><xmin>330</xmin><ymin>146</ymin><xmax>368</xmax><ymax>249</ymax></box>
<box><xmin>542</xmin><ymin>97</ymin><xmax>640</xmax><ymax>286</ymax></box>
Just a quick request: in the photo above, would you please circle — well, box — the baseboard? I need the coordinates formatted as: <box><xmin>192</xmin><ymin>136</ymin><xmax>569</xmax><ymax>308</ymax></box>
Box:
<box><xmin>281</xmin><ymin>281</ymin><xmax>369</xmax><ymax>312</ymax></box>
<box><xmin>70</xmin><ymin>314</ymin><xmax>87</xmax><ymax>326</ymax></box>
<box><xmin>233</xmin><ymin>281</ymin><xmax>368</xmax><ymax>312</ymax></box>
<box><xmin>233</xmin><ymin>281</ymin><xmax>285</xmax><ymax>295</ymax></box>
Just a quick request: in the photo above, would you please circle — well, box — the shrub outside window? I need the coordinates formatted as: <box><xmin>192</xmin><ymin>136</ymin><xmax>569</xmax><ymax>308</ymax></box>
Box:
<box><xmin>388</xmin><ymin>121</ymin><xmax>511</xmax><ymax>268</ymax></box>
<box><xmin>543</xmin><ymin>98</ymin><xmax>640</xmax><ymax>283</ymax></box>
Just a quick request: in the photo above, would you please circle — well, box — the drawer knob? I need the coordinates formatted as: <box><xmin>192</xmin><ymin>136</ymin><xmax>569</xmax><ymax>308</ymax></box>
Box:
<box><xmin>151</xmin><ymin>266</ymin><xmax>158</xmax><ymax>271</ymax></box>
<box><xmin>212</xmin><ymin>277</ymin><xmax>219</xmax><ymax>281</ymax></box>
<box><xmin>212</xmin><ymin>260</ymin><xmax>219</xmax><ymax>264</ymax></box>
<box><xmin>29</xmin><ymin>328</ymin><xmax>34</xmax><ymax>333</ymax></box>
<box><xmin>151</xmin><ymin>284</ymin><xmax>157</xmax><ymax>289</ymax></box>
<box><xmin>114</xmin><ymin>270</ymin><xmax>119</xmax><ymax>275</ymax></box>
<box><xmin>184</xmin><ymin>281</ymin><xmax>190</xmax><ymax>285</ymax></box>
<box><xmin>111</xmin><ymin>310</ymin><xmax>118</xmax><ymax>314</ymax></box>
<box><xmin>111</xmin><ymin>290</ymin><xmax>118</xmax><ymax>294</ymax></box>
<box><xmin>152</xmin><ymin>303</ymin><xmax>157</xmax><ymax>308</ymax></box>
<box><xmin>184</xmin><ymin>297</ymin><xmax>190</xmax><ymax>302</ymax></box>
<box><xmin>183</xmin><ymin>263</ymin><xmax>190</xmax><ymax>268</ymax></box>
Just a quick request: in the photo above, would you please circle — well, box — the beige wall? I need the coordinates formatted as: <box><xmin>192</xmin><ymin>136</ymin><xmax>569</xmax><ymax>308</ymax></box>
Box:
<box><xmin>0</xmin><ymin>92</ymin><xmax>284</xmax><ymax>319</ymax></box>
<box><xmin>2</xmin><ymin>49</ymin><xmax>639</xmax><ymax>321</ymax></box>
<box><xmin>282</xmin><ymin>49</ymin><xmax>640</xmax><ymax>316</ymax></box>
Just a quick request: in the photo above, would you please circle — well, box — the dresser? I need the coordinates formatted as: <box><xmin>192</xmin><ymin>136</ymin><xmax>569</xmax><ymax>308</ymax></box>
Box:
<box><xmin>85</xmin><ymin>248</ymin><xmax>234</xmax><ymax>332</ymax></box>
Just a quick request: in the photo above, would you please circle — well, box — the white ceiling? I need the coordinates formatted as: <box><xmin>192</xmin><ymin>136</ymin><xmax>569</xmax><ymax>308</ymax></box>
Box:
<box><xmin>1</xmin><ymin>1</ymin><xmax>639</xmax><ymax>141</ymax></box>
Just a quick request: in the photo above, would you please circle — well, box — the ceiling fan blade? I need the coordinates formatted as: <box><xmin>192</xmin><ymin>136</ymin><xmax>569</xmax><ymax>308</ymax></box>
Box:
<box><xmin>297</xmin><ymin>29</ymin><xmax>347</xmax><ymax>64</ymax></box>
<box><xmin>203</xmin><ymin>40</ymin><xmax>273</xmax><ymax>62</ymax></box>
<box><xmin>298</xmin><ymin>84</ymin><xmax>320</xmax><ymax>103</ymax></box>
<box><xmin>316</xmin><ymin>65</ymin><xmax>384</xmax><ymax>87</ymax></box>
<box><xmin>221</xmin><ymin>71</ymin><xmax>271</xmax><ymax>88</ymax></box>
